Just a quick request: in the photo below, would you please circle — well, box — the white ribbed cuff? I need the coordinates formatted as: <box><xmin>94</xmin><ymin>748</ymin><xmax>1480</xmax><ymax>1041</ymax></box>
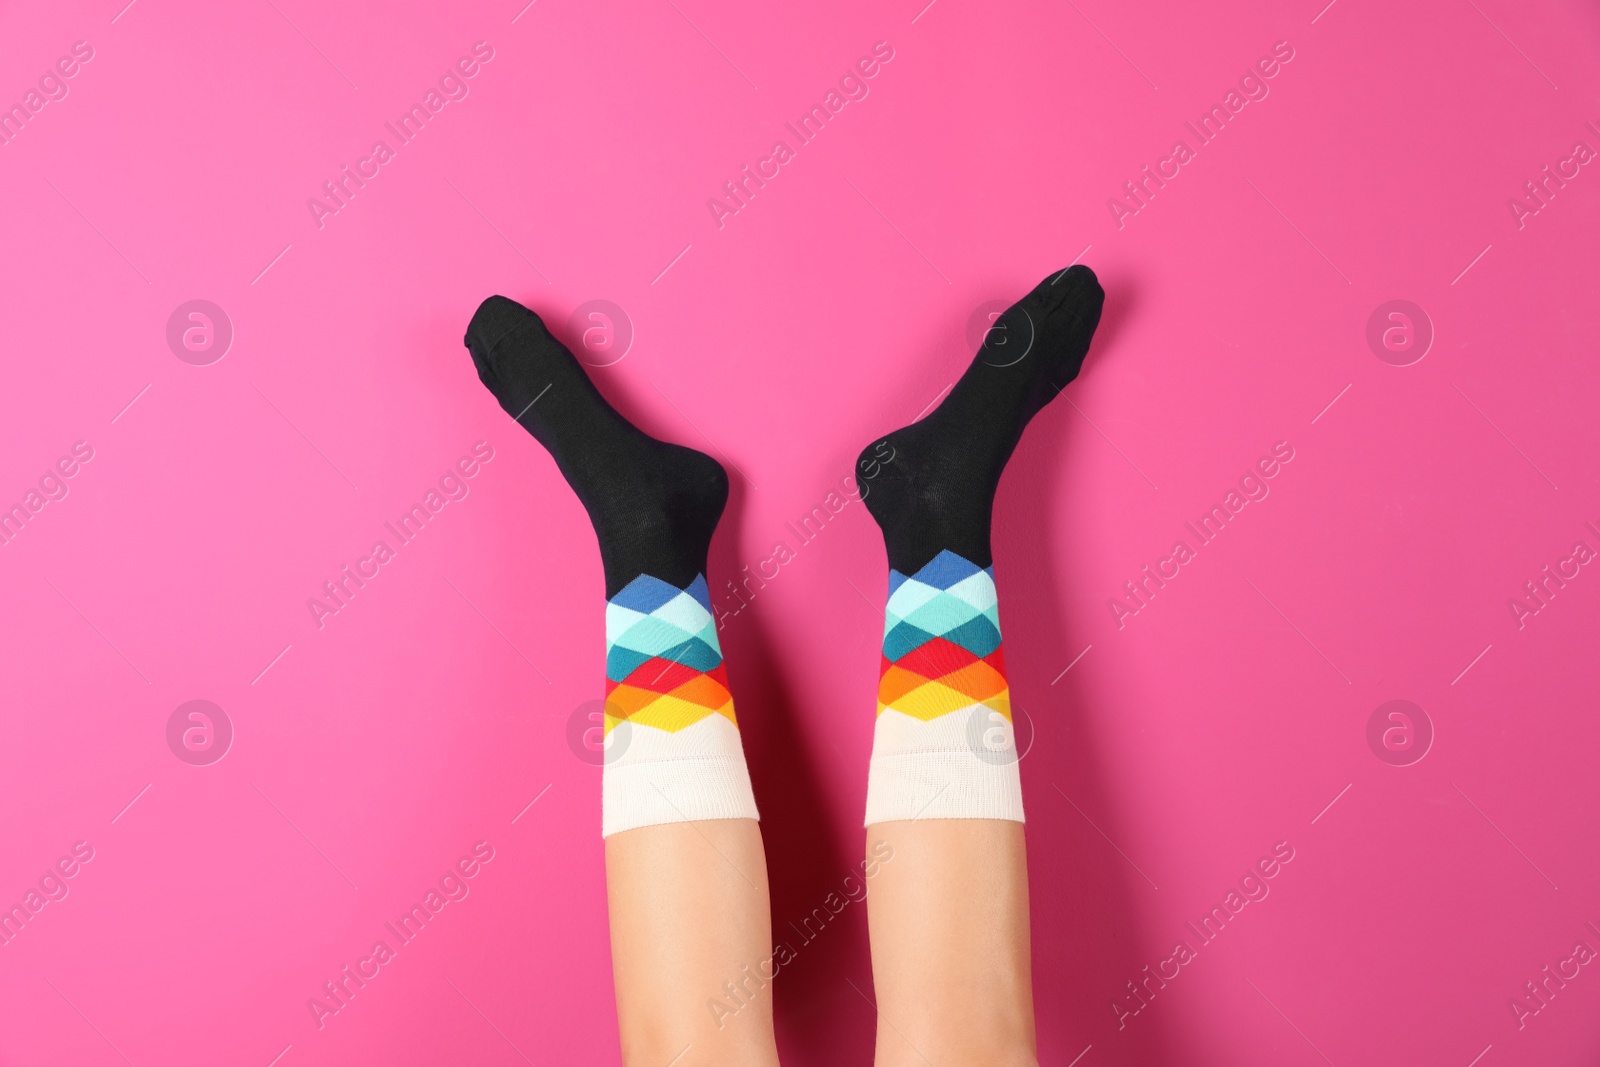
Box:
<box><xmin>864</xmin><ymin>707</ymin><xmax>1025</xmax><ymax>825</ymax></box>
<box><xmin>602</xmin><ymin>713</ymin><xmax>759</xmax><ymax>837</ymax></box>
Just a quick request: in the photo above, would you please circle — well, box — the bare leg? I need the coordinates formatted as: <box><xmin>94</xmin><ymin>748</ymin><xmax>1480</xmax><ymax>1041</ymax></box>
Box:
<box><xmin>865</xmin><ymin>819</ymin><xmax>1036</xmax><ymax>1067</ymax></box>
<box><xmin>606</xmin><ymin>818</ymin><xmax>782</xmax><ymax>1067</ymax></box>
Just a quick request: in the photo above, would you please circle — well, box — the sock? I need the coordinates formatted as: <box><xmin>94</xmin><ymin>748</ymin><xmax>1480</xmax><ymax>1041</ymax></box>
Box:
<box><xmin>857</xmin><ymin>265</ymin><xmax>1105</xmax><ymax>825</ymax></box>
<box><xmin>465</xmin><ymin>296</ymin><xmax>758</xmax><ymax>837</ymax></box>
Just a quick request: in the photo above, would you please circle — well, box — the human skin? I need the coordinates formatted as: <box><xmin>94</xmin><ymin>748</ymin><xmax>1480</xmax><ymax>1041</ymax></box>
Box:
<box><xmin>605</xmin><ymin>818</ymin><xmax>783</xmax><ymax>1067</ymax></box>
<box><xmin>864</xmin><ymin>819</ymin><xmax>1038</xmax><ymax>1067</ymax></box>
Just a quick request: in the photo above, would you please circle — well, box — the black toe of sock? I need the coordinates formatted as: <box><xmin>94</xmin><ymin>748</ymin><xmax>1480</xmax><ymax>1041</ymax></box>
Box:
<box><xmin>855</xmin><ymin>261</ymin><xmax>1108</xmax><ymax>574</ymax></box>
<box><xmin>1025</xmin><ymin>265</ymin><xmax>1104</xmax><ymax>348</ymax></box>
<box><xmin>465</xmin><ymin>294</ymin><xmax>540</xmax><ymax>357</ymax></box>
<box><xmin>1025</xmin><ymin>264</ymin><xmax>1105</xmax><ymax>406</ymax></box>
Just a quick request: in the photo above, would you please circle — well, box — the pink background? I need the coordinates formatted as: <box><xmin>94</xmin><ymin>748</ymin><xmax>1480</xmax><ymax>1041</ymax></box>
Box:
<box><xmin>2</xmin><ymin>0</ymin><xmax>1599</xmax><ymax>1063</ymax></box>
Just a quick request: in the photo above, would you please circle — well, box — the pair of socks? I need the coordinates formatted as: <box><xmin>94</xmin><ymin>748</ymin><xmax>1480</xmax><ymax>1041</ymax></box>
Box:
<box><xmin>463</xmin><ymin>265</ymin><xmax>1104</xmax><ymax>836</ymax></box>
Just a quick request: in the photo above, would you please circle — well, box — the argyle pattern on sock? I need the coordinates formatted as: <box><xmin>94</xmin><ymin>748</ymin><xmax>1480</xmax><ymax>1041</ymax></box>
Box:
<box><xmin>865</xmin><ymin>549</ymin><xmax>1024</xmax><ymax>825</ymax></box>
<box><xmin>877</xmin><ymin>550</ymin><xmax>1010</xmax><ymax>723</ymax></box>
<box><xmin>605</xmin><ymin>574</ymin><xmax>734</xmax><ymax>734</ymax></box>
<box><xmin>600</xmin><ymin>573</ymin><xmax>757</xmax><ymax>836</ymax></box>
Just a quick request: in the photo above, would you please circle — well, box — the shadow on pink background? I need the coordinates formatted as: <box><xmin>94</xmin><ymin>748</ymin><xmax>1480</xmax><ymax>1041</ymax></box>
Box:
<box><xmin>2</xmin><ymin>0</ymin><xmax>1599</xmax><ymax>1063</ymax></box>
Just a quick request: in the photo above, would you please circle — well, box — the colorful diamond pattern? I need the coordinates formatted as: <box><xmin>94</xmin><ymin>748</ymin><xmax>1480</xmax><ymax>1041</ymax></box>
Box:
<box><xmin>604</xmin><ymin>574</ymin><xmax>735</xmax><ymax>733</ymax></box>
<box><xmin>877</xmin><ymin>550</ymin><xmax>1010</xmax><ymax>722</ymax></box>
